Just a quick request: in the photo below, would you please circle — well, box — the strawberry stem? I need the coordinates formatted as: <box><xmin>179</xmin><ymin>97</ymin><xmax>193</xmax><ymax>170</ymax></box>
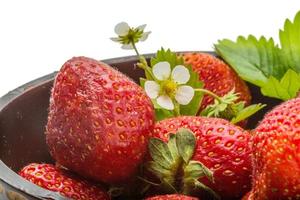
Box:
<box><xmin>174</xmin><ymin>102</ymin><xmax>181</xmax><ymax>116</ymax></box>
<box><xmin>131</xmin><ymin>41</ymin><xmax>141</xmax><ymax>58</ymax></box>
<box><xmin>194</xmin><ymin>88</ymin><xmax>223</xmax><ymax>103</ymax></box>
<box><xmin>130</xmin><ymin>40</ymin><xmax>157</xmax><ymax>81</ymax></box>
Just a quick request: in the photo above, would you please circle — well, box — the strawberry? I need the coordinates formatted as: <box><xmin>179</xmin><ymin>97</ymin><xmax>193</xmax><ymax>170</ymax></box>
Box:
<box><xmin>147</xmin><ymin>116</ymin><xmax>252</xmax><ymax>200</ymax></box>
<box><xmin>251</xmin><ymin>131</ymin><xmax>300</xmax><ymax>199</ymax></box>
<box><xmin>241</xmin><ymin>192</ymin><xmax>253</xmax><ymax>200</ymax></box>
<box><xmin>19</xmin><ymin>163</ymin><xmax>109</xmax><ymax>200</ymax></box>
<box><xmin>182</xmin><ymin>53</ymin><xmax>251</xmax><ymax>111</ymax></box>
<box><xmin>46</xmin><ymin>57</ymin><xmax>155</xmax><ymax>184</ymax></box>
<box><xmin>145</xmin><ymin>194</ymin><xmax>199</xmax><ymax>200</ymax></box>
<box><xmin>255</xmin><ymin>97</ymin><xmax>300</xmax><ymax>134</ymax></box>
<box><xmin>250</xmin><ymin>97</ymin><xmax>300</xmax><ymax>199</ymax></box>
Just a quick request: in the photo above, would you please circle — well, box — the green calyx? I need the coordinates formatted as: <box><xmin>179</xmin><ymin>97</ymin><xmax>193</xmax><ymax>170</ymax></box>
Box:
<box><xmin>197</xmin><ymin>89</ymin><xmax>266</xmax><ymax>124</ymax></box>
<box><xmin>118</xmin><ymin>27</ymin><xmax>145</xmax><ymax>45</ymax></box>
<box><xmin>146</xmin><ymin>129</ymin><xmax>219</xmax><ymax>199</ymax></box>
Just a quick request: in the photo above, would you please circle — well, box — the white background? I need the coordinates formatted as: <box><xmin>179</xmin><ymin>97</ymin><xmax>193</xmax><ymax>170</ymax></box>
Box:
<box><xmin>0</xmin><ymin>0</ymin><xmax>300</xmax><ymax>97</ymax></box>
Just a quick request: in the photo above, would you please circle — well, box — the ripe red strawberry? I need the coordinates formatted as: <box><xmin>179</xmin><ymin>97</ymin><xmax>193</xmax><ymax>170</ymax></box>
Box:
<box><xmin>241</xmin><ymin>191</ymin><xmax>253</xmax><ymax>200</ymax></box>
<box><xmin>150</xmin><ymin>116</ymin><xmax>252</xmax><ymax>200</ymax></box>
<box><xmin>19</xmin><ymin>163</ymin><xmax>110</xmax><ymax>200</ymax></box>
<box><xmin>255</xmin><ymin>97</ymin><xmax>300</xmax><ymax>134</ymax></box>
<box><xmin>251</xmin><ymin>131</ymin><xmax>300</xmax><ymax>199</ymax></box>
<box><xmin>250</xmin><ymin>97</ymin><xmax>300</xmax><ymax>199</ymax></box>
<box><xmin>182</xmin><ymin>53</ymin><xmax>251</xmax><ymax>111</ymax></box>
<box><xmin>46</xmin><ymin>56</ymin><xmax>155</xmax><ymax>184</ymax></box>
<box><xmin>145</xmin><ymin>194</ymin><xmax>199</xmax><ymax>200</ymax></box>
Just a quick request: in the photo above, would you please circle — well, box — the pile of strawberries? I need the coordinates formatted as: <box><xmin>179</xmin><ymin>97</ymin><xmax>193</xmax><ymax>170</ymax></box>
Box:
<box><xmin>18</xmin><ymin>53</ymin><xmax>300</xmax><ymax>200</ymax></box>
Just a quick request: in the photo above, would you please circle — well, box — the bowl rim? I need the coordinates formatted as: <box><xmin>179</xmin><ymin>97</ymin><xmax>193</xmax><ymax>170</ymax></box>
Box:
<box><xmin>0</xmin><ymin>51</ymin><xmax>211</xmax><ymax>111</ymax></box>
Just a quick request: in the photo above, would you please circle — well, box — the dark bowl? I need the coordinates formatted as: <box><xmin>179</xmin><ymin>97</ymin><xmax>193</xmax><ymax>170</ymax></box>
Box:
<box><xmin>0</xmin><ymin>53</ymin><xmax>280</xmax><ymax>200</ymax></box>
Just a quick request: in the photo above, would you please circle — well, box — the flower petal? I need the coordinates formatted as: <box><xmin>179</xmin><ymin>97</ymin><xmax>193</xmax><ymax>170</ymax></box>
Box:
<box><xmin>145</xmin><ymin>81</ymin><xmax>160</xmax><ymax>99</ymax></box>
<box><xmin>157</xmin><ymin>95</ymin><xmax>174</xmax><ymax>110</ymax></box>
<box><xmin>110</xmin><ymin>37</ymin><xmax>120</xmax><ymax>42</ymax></box>
<box><xmin>171</xmin><ymin>65</ymin><xmax>190</xmax><ymax>84</ymax></box>
<box><xmin>137</xmin><ymin>24</ymin><xmax>147</xmax><ymax>31</ymax></box>
<box><xmin>140</xmin><ymin>31</ymin><xmax>151</xmax><ymax>41</ymax></box>
<box><xmin>152</xmin><ymin>61</ymin><xmax>171</xmax><ymax>80</ymax></box>
<box><xmin>121</xmin><ymin>44</ymin><xmax>133</xmax><ymax>50</ymax></box>
<box><xmin>114</xmin><ymin>22</ymin><xmax>130</xmax><ymax>36</ymax></box>
<box><xmin>175</xmin><ymin>86</ymin><xmax>195</xmax><ymax>105</ymax></box>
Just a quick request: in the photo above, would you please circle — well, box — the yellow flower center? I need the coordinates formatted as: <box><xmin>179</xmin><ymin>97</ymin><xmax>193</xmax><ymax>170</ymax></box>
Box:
<box><xmin>161</xmin><ymin>80</ymin><xmax>177</xmax><ymax>97</ymax></box>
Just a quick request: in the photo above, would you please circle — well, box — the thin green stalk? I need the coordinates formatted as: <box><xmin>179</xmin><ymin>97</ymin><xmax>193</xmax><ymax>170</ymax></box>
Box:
<box><xmin>194</xmin><ymin>88</ymin><xmax>223</xmax><ymax>103</ymax></box>
<box><xmin>174</xmin><ymin>102</ymin><xmax>180</xmax><ymax>116</ymax></box>
<box><xmin>137</xmin><ymin>176</ymin><xmax>160</xmax><ymax>186</ymax></box>
<box><xmin>131</xmin><ymin>41</ymin><xmax>141</xmax><ymax>58</ymax></box>
<box><xmin>131</xmin><ymin>40</ymin><xmax>156</xmax><ymax>81</ymax></box>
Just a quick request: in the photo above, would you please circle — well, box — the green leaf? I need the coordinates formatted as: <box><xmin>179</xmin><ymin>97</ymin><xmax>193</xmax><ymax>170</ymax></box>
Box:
<box><xmin>148</xmin><ymin>138</ymin><xmax>173</xmax><ymax>169</ymax></box>
<box><xmin>151</xmin><ymin>48</ymin><xmax>185</xmax><ymax>69</ymax></box>
<box><xmin>231</xmin><ymin>103</ymin><xmax>266</xmax><ymax>124</ymax></box>
<box><xmin>200</xmin><ymin>89</ymin><xmax>239</xmax><ymax>118</ymax></box>
<box><xmin>214</xmin><ymin>12</ymin><xmax>300</xmax><ymax>101</ymax></box>
<box><xmin>180</xmin><ymin>66</ymin><xmax>203</xmax><ymax>116</ymax></box>
<box><xmin>176</xmin><ymin>129</ymin><xmax>196</xmax><ymax>164</ymax></box>
<box><xmin>215</xmin><ymin>35</ymin><xmax>283</xmax><ymax>87</ymax></box>
<box><xmin>155</xmin><ymin>109</ymin><xmax>174</xmax><ymax>121</ymax></box>
<box><xmin>261</xmin><ymin>69</ymin><xmax>300</xmax><ymax>100</ymax></box>
<box><xmin>280</xmin><ymin>11</ymin><xmax>300</xmax><ymax>72</ymax></box>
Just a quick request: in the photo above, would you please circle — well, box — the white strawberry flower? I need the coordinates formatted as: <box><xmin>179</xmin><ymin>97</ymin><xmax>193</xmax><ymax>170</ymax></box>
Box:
<box><xmin>111</xmin><ymin>22</ymin><xmax>151</xmax><ymax>50</ymax></box>
<box><xmin>145</xmin><ymin>62</ymin><xmax>195</xmax><ymax>110</ymax></box>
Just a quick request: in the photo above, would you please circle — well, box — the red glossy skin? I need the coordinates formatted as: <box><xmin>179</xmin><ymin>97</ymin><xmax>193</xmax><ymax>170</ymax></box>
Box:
<box><xmin>46</xmin><ymin>57</ymin><xmax>155</xmax><ymax>183</ymax></box>
<box><xmin>19</xmin><ymin>163</ymin><xmax>110</xmax><ymax>200</ymax></box>
<box><xmin>153</xmin><ymin>116</ymin><xmax>252</xmax><ymax>200</ymax></box>
<box><xmin>182</xmin><ymin>53</ymin><xmax>251</xmax><ymax>111</ymax></box>
<box><xmin>252</xmin><ymin>97</ymin><xmax>300</xmax><ymax>199</ymax></box>
<box><xmin>241</xmin><ymin>192</ymin><xmax>253</xmax><ymax>200</ymax></box>
<box><xmin>145</xmin><ymin>194</ymin><xmax>199</xmax><ymax>200</ymax></box>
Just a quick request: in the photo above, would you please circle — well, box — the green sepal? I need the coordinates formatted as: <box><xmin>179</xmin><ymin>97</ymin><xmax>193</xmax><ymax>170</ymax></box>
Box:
<box><xmin>176</xmin><ymin>129</ymin><xmax>196</xmax><ymax>164</ymax></box>
<box><xmin>231</xmin><ymin>103</ymin><xmax>266</xmax><ymax>124</ymax></box>
<box><xmin>147</xmin><ymin>161</ymin><xmax>172</xmax><ymax>179</ymax></box>
<box><xmin>148</xmin><ymin>138</ymin><xmax>173</xmax><ymax>169</ymax></box>
<box><xmin>146</xmin><ymin>129</ymin><xmax>218</xmax><ymax>197</ymax></box>
<box><xmin>183</xmin><ymin>160</ymin><xmax>219</xmax><ymax>199</ymax></box>
<box><xmin>167</xmin><ymin>134</ymin><xmax>180</xmax><ymax>163</ymax></box>
<box><xmin>261</xmin><ymin>69</ymin><xmax>300</xmax><ymax>100</ymax></box>
<box><xmin>184</xmin><ymin>161</ymin><xmax>214</xmax><ymax>183</ymax></box>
